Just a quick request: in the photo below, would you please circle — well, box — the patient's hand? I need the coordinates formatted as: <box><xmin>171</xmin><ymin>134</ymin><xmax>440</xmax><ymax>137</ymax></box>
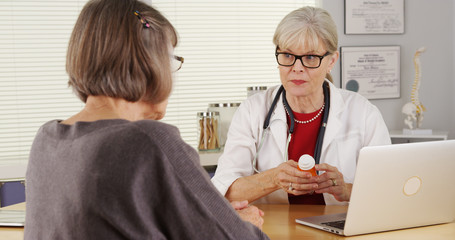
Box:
<box><xmin>230</xmin><ymin>200</ymin><xmax>265</xmax><ymax>229</ymax></box>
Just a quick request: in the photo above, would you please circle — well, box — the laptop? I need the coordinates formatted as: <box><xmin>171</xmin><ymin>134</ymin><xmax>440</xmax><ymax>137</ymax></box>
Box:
<box><xmin>296</xmin><ymin>140</ymin><xmax>455</xmax><ymax>236</ymax></box>
<box><xmin>0</xmin><ymin>209</ymin><xmax>25</xmax><ymax>227</ymax></box>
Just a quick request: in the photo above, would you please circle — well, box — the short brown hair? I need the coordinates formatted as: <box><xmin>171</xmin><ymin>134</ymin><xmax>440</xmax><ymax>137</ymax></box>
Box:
<box><xmin>66</xmin><ymin>0</ymin><xmax>177</xmax><ymax>103</ymax></box>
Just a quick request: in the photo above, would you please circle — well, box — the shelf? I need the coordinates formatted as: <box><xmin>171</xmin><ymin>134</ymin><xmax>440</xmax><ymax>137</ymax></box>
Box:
<box><xmin>198</xmin><ymin>150</ymin><xmax>222</xmax><ymax>166</ymax></box>
<box><xmin>0</xmin><ymin>164</ymin><xmax>26</xmax><ymax>182</ymax></box>
<box><xmin>389</xmin><ymin>130</ymin><xmax>448</xmax><ymax>144</ymax></box>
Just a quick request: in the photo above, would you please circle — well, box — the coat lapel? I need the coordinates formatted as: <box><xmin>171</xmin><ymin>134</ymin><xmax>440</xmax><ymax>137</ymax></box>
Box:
<box><xmin>321</xmin><ymin>81</ymin><xmax>344</xmax><ymax>153</ymax></box>
<box><xmin>269</xmin><ymin>90</ymin><xmax>289</xmax><ymax>161</ymax></box>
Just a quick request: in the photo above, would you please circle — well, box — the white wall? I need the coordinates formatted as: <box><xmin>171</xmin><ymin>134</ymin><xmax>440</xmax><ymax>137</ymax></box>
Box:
<box><xmin>322</xmin><ymin>0</ymin><xmax>454</xmax><ymax>139</ymax></box>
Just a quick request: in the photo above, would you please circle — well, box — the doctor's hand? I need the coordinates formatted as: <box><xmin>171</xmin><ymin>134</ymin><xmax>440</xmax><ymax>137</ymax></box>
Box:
<box><xmin>274</xmin><ymin>160</ymin><xmax>319</xmax><ymax>195</ymax></box>
<box><xmin>231</xmin><ymin>200</ymin><xmax>265</xmax><ymax>229</ymax></box>
<box><xmin>314</xmin><ymin>163</ymin><xmax>352</xmax><ymax>202</ymax></box>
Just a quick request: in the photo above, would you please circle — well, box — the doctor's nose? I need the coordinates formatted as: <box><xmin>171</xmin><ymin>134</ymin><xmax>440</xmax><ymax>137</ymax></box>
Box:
<box><xmin>292</xmin><ymin>59</ymin><xmax>306</xmax><ymax>72</ymax></box>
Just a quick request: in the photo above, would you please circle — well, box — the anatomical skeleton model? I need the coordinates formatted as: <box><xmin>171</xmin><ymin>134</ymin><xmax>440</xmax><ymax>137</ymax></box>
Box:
<box><xmin>402</xmin><ymin>47</ymin><xmax>426</xmax><ymax>129</ymax></box>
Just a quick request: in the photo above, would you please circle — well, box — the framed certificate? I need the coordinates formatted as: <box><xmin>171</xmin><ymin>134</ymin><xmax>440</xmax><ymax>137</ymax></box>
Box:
<box><xmin>340</xmin><ymin>46</ymin><xmax>400</xmax><ymax>99</ymax></box>
<box><xmin>345</xmin><ymin>0</ymin><xmax>404</xmax><ymax>34</ymax></box>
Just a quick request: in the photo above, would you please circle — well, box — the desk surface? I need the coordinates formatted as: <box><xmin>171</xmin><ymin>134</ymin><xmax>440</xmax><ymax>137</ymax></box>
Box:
<box><xmin>1</xmin><ymin>203</ymin><xmax>454</xmax><ymax>240</ymax></box>
<box><xmin>256</xmin><ymin>204</ymin><xmax>455</xmax><ymax>240</ymax></box>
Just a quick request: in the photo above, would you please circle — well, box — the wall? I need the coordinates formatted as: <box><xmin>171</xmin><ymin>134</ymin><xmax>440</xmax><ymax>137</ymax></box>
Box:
<box><xmin>453</xmin><ymin>1</ymin><xmax>455</xmax><ymax>138</ymax></box>
<box><xmin>322</xmin><ymin>0</ymin><xmax>454</xmax><ymax>139</ymax></box>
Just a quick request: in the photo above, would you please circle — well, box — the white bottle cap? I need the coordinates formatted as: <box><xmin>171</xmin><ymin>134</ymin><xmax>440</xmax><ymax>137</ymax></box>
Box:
<box><xmin>298</xmin><ymin>154</ymin><xmax>315</xmax><ymax>170</ymax></box>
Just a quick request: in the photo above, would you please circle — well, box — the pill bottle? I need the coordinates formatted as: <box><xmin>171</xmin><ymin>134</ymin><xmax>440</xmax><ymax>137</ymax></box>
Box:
<box><xmin>197</xmin><ymin>111</ymin><xmax>221</xmax><ymax>152</ymax></box>
<box><xmin>207</xmin><ymin>102</ymin><xmax>240</xmax><ymax>147</ymax></box>
<box><xmin>247</xmin><ymin>86</ymin><xmax>267</xmax><ymax>98</ymax></box>
<box><xmin>298</xmin><ymin>154</ymin><xmax>317</xmax><ymax>176</ymax></box>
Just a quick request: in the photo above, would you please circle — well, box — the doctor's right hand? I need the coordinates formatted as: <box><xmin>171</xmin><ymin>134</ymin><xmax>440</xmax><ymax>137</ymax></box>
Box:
<box><xmin>274</xmin><ymin>160</ymin><xmax>319</xmax><ymax>195</ymax></box>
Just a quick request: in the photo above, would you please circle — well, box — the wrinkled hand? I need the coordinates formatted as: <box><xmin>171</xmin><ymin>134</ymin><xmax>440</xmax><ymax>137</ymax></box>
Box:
<box><xmin>274</xmin><ymin>160</ymin><xmax>319</xmax><ymax>195</ymax></box>
<box><xmin>230</xmin><ymin>200</ymin><xmax>249</xmax><ymax>210</ymax></box>
<box><xmin>315</xmin><ymin>163</ymin><xmax>352</xmax><ymax>202</ymax></box>
<box><xmin>231</xmin><ymin>201</ymin><xmax>265</xmax><ymax>229</ymax></box>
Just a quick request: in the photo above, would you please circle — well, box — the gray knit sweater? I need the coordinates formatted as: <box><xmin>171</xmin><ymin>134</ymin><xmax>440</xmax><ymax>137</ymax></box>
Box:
<box><xmin>25</xmin><ymin>119</ymin><xmax>268</xmax><ymax>239</ymax></box>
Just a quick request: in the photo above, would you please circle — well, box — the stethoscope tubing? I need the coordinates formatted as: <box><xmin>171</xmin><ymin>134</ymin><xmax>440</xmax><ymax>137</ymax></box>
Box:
<box><xmin>253</xmin><ymin>82</ymin><xmax>330</xmax><ymax>173</ymax></box>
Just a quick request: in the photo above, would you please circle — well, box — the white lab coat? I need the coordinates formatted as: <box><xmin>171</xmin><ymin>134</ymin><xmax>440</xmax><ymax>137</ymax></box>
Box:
<box><xmin>211</xmin><ymin>80</ymin><xmax>391</xmax><ymax>205</ymax></box>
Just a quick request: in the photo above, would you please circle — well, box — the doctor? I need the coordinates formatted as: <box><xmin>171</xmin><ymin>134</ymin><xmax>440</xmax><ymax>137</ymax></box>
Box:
<box><xmin>212</xmin><ymin>6</ymin><xmax>391</xmax><ymax>205</ymax></box>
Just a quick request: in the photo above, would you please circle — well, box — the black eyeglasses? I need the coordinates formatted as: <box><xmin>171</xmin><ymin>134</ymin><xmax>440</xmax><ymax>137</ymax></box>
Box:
<box><xmin>172</xmin><ymin>55</ymin><xmax>184</xmax><ymax>72</ymax></box>
<box><xmin>275</xmin><ymin>48</ymin><xmax>330</xmax><ymax>69</ymax></box>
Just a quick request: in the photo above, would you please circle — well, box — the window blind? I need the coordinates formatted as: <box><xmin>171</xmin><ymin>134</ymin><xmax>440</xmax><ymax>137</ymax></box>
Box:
<box><xmin>153</xmin><ymin>0</ymin><xmax>318</xmax><ymax>148</ymax></box>
<box><xmin>0</xmin><ymin>0</ymin><xmax>318</xmax><ymax>165</ymax></box>
<box><xmin>0</xmin><ymin>1</ymin><xmax>88</xmax><ymax>165</ymax></box>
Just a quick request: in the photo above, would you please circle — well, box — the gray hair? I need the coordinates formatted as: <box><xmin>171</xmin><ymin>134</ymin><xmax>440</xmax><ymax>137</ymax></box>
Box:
<box><xmin>273</xmin><ymin>6</ymin><xmax>338</xmax><ymax>54</ymax></box>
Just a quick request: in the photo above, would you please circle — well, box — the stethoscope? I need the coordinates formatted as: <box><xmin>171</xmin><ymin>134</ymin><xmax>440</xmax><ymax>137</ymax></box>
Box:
<box><xmin>252</xmin><ymin>81</ymin><xmax>330</xmax><ymax>173</ymax></box>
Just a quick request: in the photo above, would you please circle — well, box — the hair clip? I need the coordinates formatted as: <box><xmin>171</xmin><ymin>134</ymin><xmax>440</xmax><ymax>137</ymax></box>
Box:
<box><xmin>133</xmin><ymin>10</ymin><xmax>151</xmax><ymax>28</ymax></box>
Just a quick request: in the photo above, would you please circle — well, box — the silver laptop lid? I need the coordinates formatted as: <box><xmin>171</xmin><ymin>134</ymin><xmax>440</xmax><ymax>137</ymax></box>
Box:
<box><xmin>344</xmin><ymin>140</ymin><xmax>455</xmax><ymax>236</ymax></box>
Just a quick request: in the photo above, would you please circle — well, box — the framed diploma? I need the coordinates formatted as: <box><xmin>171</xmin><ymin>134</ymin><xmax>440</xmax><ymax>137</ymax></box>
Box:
<box><xmin>340</xmin><ymin>46</ymin><xmax>400</xmax><ymax>99</ymax></box>
<box><xmin>345</xmin><ymin>0</ymin><xmax>404</xmax><ymax>34</ymax></box>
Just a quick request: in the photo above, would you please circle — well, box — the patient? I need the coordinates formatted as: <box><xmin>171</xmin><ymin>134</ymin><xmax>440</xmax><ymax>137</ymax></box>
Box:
<box><xmin>25</xmin><ymin>0</ymin><xmax>268</xmax><ymax>239</ymax></box>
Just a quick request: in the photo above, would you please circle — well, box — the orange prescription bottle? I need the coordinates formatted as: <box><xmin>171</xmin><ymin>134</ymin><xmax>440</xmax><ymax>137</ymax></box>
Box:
<box><xmin>298</xmin><ymin>154</ymin><xmax>317</xmax><ymax>176</ymax></box>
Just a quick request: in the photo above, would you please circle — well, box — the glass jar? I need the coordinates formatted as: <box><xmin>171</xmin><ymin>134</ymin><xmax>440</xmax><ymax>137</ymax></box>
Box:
<box><xmin>247</xmin><ymin>86</ymin><xmax>267</xmax><ymax>97</ymax></box>
<box><xmin>197</xmin><ymin>111</ymin><xmax>221</xmax><ymax>151</ymax></box>
<box><xmin>208</xmin><ymin>103</ymin><xmax>240</xmax><ymax>147</ymax></box>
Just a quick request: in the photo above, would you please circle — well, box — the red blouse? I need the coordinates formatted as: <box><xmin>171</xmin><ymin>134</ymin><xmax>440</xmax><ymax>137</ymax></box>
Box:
<box><xmin>286</xmin><ymin>107</ymin><xmax>325</xmax><ymax>205</ymax></box>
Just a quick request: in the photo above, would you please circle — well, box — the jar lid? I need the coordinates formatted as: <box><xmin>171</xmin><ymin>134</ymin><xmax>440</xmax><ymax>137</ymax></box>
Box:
<box><xmin>247</xmin><ymin>86</ymin><xmax>267</xmax><ymax>91</ymax></box>
<box><xmin>208</xmin><ymin>102</ymin><xmax>241</xmax><ymax>108</ymax></box>
<box><xmin>197</xmin><ymin>111</ymin><xmax>219</xmax><ymax>117</ymax></box>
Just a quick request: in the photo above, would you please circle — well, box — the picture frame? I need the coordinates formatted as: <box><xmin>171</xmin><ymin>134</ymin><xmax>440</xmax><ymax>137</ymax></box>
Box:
<box><xmin>345</xmin><ymin>0</ymin><xmax>404</xmax><ymax>34</ymax></box>
<box><xmin>340</xmin><ymin>46</ymin><xmax>400</xmax><ymax>100</ymax></box>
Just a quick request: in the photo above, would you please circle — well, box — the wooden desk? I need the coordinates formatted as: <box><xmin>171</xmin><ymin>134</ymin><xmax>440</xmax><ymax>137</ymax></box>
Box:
<box><xmin>2</xmin><ymin>203</ymin><xmax>454</xmax><ymax>239</ymax></box>
<box><xmin>256</xmin><ymin>204</ymin><xmax>455</xmax><ymax>240</ymax></box>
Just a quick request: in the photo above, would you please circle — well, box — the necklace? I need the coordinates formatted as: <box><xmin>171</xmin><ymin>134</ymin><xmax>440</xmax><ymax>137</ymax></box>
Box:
<box><xmin>285</xmin><ymin>103</ymin><xmax>325</xmax><ymax>124</ymax></box>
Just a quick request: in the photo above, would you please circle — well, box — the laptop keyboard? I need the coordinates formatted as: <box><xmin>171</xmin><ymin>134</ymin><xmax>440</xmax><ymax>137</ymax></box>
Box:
<box><xmin>322</xmin><ymin>220</ymin><xmax>346</xmax><ymax>229</ymax></box>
